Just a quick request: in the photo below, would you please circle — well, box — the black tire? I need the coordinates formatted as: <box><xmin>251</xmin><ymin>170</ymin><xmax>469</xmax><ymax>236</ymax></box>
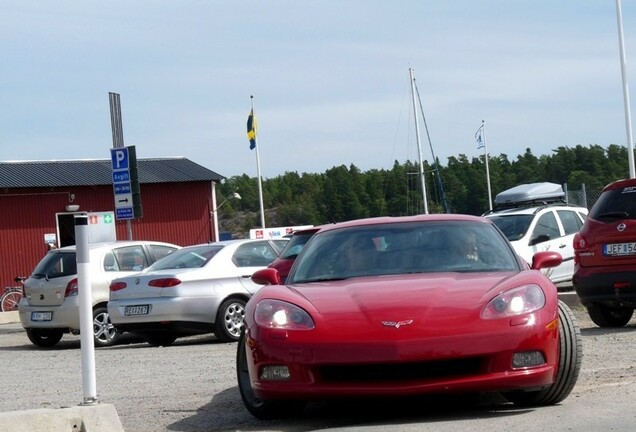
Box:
<box><xmin>505</xmin><ymin>300</ymin><xmax>582</xmax><ymax>406</ymax></box>
<box><xmin>145</xmin><ymin>333</ymin><xmax>178</xmax><ymax>347</ymax></box>
<box><xmin>587</xmin><ymin>303</ymin><xmax>633</xmax><ymax>328</ymax></box>
<box><xmin>215</xmin><ymin>298</ymin><xmax>246</xmax><ymax>342</ymax></box>
<box><xmin>25</xmin><ymin>328</ymin><xmax>64</xmax><ymax>348</ymax></box>
<box><xmin>93</xmin><ymin>307</ymin><xmax>120</xmax><ymax>347</ymax></box>
<box><xmin>236</xmin><ymin>331</ymin><xmax>305</xmax><ymax>419</ymax></box>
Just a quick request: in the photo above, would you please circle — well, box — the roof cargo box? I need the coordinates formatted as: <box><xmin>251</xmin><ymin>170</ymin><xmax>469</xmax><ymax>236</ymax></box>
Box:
<box><xmin>494</xmin><ymin>182</ymin><xmax>565</xmax><ymax>208</ymax></box>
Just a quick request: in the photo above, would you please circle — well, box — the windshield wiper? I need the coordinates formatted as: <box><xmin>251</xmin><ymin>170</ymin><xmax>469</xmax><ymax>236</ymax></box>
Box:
<box><xmin>296</xmin><ymin>277</ymin><xmax>349</xmax><ymax>283</ymax></box>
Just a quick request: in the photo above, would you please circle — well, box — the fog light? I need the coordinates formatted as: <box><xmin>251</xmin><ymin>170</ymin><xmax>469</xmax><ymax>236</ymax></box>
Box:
<box><xmin>260</xmin><ymin>365</ymin><xmax>291</xmax><ymax>381</ymax></box>
<box><xmin>512</xmin><ymin>351</ymin><xmax>546</xmax><ymax>368</ymax></box>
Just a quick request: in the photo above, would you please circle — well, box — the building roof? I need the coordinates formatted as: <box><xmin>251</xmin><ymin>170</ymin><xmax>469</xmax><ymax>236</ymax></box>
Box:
<box><xmin>0</xmin><ymin>158</ymin><xmax>225</xmax><ymax>188</ymax></box>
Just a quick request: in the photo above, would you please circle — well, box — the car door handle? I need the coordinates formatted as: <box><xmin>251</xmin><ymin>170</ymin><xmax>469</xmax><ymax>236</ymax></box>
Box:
<box><xmin>241</xmin><ymin>275</ymin><xmax>252</xmax><ymax>279</ymax></box>
<box><xmin>558</xmin><ymin>244</ymin><xmax>566</xmax><ymax>248</ymax></box>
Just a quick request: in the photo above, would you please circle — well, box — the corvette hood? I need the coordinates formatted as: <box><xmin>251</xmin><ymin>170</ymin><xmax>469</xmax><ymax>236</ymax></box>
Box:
<box><xmin>285</xmin><ymin>272</ymin><xmax>521</xmax><ymax>335</ymax></box>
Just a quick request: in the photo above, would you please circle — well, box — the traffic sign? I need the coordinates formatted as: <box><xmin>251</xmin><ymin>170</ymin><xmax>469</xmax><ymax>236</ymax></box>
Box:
<box><xmin>116</xmin><ymin>207</ymin><xmax>134</xmax><ymax>220</ymax></box>
<box><xmin>115</xmin><ymin>193</ymin><xmax>133</xmax><ymax>208</ymax></box>
<box><xmin>113</xmin><ymin>171</ymin><xmax>130</xmax><ymax>183</ymax></box>
<box><xmin>111</xmin><ymin>148</ymin><xmax>129</xmax><ymax>171</ymax></box>
<box><xmin>111</xmin><ymin>145</ymin><xmax>142</xmax><ymax>220</ymax></box>
<box><xmin>114</xmin><ymin>183</ymin><xmax>132</xmax><ymax>195</ymax></box>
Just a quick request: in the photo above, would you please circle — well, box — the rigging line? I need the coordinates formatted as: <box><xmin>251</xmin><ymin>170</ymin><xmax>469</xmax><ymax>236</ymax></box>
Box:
<box><xmin>385</xmin><ymin>73</ymin><xmax>417</xmax><ymax>216</ymax></box>
<box><xmin>413</xmin><ymin>80</ymin><xmax>450</xmax><ymax>213</ymax></box>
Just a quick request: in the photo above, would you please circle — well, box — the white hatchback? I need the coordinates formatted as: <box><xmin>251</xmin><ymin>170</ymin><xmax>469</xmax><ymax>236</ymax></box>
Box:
<box><xmin>485</xmin><ymin>204</ymin><xmax>588</xmax><ymax>284</ymax></box>
<box><xmin>19</xmin><ymin>240</ymin><xmax>179</xmax><ymax>348</ymax></box>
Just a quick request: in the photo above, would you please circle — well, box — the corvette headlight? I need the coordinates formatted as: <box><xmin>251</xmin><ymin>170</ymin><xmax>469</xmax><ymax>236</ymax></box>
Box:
<box><xmin>481</xmin><ymin>284</ymin><xmax>546</xmax><ymax>319</ymax></box>
<box><xmin>255</xmin><ymin>299</ymin><xmax>315</xmax><ymax>330</ymax></box>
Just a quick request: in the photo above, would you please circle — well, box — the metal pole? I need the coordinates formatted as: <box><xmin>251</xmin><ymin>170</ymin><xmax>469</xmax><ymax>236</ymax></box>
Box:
<box><xmin>616</xmin><ymin>0</ymin><xmax>636</xmax><ymax>178</ymax></box>
<box><xmin>75</xmin><ymin>214</ymin><xmax>98</xmax><ymax>405</ymax></box>
<box><xmin>481</xmin><ymin>120</ymin><xmax>493</xmax><ymax>211</ymax></box>
<box><xmin>211</xmin><ymin>182</ymin><xmax>219</xmax><ymax>242</ymax></box>
<box><xmin>109</xmin><ymin>92</ymin><xmax>133</xmax><ymax>239</ymax></box>
<box><xmin>409</xmin><ymin>68</ymin><xmax>429</xmax><ymax>214</ymax></box>
<box><xmin>251</xmin><ymin>96</ymin><xmax>267</xmax><ymax>227</ymax></box>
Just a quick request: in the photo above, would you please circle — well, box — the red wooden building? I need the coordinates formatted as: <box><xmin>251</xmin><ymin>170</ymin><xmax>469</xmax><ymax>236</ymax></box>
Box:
<box><xmin>0</xmin><ymin>158</ymin><xmax>225</xmax><ymax>290</ymax></box>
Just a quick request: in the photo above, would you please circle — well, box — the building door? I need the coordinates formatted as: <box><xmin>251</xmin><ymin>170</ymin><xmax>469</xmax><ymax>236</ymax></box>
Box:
<box><xmin>57</xmin><ymin>213</ymin><xmax>77</xmax><ymax>247</ymax></box>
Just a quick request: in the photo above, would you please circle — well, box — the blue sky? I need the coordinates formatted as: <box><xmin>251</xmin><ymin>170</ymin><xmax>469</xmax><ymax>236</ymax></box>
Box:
<box><xmin>2</xmin><ymin>1</ymin><xmax>635</xmax><ymax>179</ymax></box>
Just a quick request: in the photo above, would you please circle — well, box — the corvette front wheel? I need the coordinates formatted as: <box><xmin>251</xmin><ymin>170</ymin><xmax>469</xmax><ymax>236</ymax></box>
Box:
<box><xmin>504</xmin><ymin>300</ymin><xmax>582</xmax><ymax>406</ymax></box>
<box><xmin>236</xmin><ymin>331</ymin><xmax>305</xmax><ymax>419</ymax></box>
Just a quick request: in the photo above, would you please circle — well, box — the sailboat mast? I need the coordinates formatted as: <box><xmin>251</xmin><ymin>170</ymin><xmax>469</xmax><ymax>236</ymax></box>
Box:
<box><xmin>409</xmin><ymin>68</ymin><xmax>429</xmax><ymax>214</ymax></box>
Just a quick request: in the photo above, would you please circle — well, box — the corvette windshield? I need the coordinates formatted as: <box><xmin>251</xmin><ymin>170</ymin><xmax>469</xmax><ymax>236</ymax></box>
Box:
<box><xmin>289</xmin><ymin>221</ymin><xmax>519</xmax><ymax>283</ymax></box>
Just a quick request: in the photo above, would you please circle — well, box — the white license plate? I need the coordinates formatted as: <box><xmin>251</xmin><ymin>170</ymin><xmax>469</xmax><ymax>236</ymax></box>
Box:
<box><xmin>31</xmin><ymin>311</ymin><xmax>53</xmax><ymax>322</ymax></box>
<box><xmin>124</xmin><ymin>305</ymin><xmax>150</xmax><ymax>316</ymax></box>
<box><xmin>603</xmin><ymin>242</ymin><xmax>636</xmax><ymax>256</ymax></box>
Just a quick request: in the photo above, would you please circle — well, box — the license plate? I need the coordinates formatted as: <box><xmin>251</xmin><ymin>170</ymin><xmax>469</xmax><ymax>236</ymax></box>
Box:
<box><xmin>603</xmin><ymin>242</ymin><xmax>636</xmax><ymax>256</ymax></box>
<box><xmin>31</xmin><ymin>311</ymin><xmax>53</xmax><ymax>322</ymax></box>
<box><xmin>124</xmin><ymin>305</ymin><xmax>150</xmax><ymax>316</ymax></box>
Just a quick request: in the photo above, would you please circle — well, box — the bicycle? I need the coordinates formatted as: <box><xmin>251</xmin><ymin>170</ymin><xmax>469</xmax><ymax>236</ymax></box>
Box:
<box><xmin>1</xmin><ymin>276</ymin><xmax>26</xmax><ymax>312</ymax></box>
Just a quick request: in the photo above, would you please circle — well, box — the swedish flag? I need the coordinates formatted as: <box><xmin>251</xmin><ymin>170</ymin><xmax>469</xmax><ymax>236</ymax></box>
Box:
<box><xmin>247</xmin><ymin>109</ymin><xmax>257</xmax><ymax>150</ymax></box>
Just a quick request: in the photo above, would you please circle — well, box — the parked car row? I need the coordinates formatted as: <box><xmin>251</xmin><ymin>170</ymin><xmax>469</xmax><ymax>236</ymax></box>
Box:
<box><xmin>18</xmin><ymin>238</ymin><xmax>288</xmax><ymax>348</ymax></box>
<box><xmin>484</xmin><ymin>179</ymin><xmax>636</xmax><ymax>330</ymax></box>
<box><xmin>15</xmin><ymin>177</ymin><xmax>636</xmax><ymax>355</ymax></box>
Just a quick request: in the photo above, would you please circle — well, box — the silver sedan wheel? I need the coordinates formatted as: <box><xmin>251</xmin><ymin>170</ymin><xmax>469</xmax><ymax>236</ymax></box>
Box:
<box><xmin>215</xmin><ymin>299</ymin><xmax>246</xmax><ymax>342</ymax></box>
<box><xmin>93</xmin><ymin>307</ymin><xmax>120</xmax><ymax>347</ymax></box>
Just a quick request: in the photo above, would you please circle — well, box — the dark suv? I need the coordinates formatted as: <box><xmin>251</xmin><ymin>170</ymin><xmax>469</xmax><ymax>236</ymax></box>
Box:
<box><xmin>573</xmin><ymin>178</ymin><xmax>636</xmax><ymax>327</ymax></box>
<box><xmin>267</xmin><ymin>227</ymin><xmax>319</xmax><ymax>283</ymax></box>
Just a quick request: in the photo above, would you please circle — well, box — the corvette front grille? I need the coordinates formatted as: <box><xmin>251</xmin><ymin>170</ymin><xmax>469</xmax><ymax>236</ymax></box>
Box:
<box><xmin>319</xmin><ymin>357</ymin><xmax>483</xmax><ymax>383</ymax></box>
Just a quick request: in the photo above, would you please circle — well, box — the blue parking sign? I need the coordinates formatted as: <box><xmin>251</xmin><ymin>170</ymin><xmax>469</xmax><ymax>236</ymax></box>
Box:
<box><xmin>110</xmin><ymin>148</ymin><xmax>129</xmax><ymax>171</ymax></box>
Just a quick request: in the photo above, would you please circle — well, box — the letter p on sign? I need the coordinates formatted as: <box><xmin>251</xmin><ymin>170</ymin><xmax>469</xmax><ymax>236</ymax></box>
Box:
<box><xmin>110</xmin><ymin>148</ymin><xmax>129</xmax><ymax>171</ymax></box>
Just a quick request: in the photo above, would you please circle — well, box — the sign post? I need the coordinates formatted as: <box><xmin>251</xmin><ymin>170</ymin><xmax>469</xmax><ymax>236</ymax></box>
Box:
<box><xmin>109</xmin><ymin>92</ymin><xmax>142</xmax><ymax>240</ymax></box>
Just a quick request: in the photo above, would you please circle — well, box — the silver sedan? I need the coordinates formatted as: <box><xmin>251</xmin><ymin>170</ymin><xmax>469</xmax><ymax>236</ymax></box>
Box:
<box><xmin>107</xmin><ymin>238</ymin><xmax>287</xmax><ymax>346</ymax></box>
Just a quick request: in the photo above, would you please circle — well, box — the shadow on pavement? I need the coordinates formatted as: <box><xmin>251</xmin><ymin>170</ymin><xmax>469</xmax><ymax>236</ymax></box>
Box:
<box><xmin>168</xmin><ymin>388</ymin><xmax>536</xmax><ymax>432</ymax></box>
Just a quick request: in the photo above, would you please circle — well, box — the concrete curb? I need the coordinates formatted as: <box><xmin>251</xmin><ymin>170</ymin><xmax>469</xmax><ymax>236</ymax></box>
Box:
<box><xmin>0</xmin><ymin>403</ymin><xmax>124</xmax><ymax>432</ymax></box>
<box><xmin>0</xmin><ymin>310</ymin><xmax>18</xmax><ymax>324</ymax></box>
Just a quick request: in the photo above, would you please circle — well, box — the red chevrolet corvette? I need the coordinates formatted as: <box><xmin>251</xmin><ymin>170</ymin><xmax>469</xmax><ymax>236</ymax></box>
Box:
<box><xmin>237</xmin><ymin>214</ymin><xmax>582</xmax><ymax>419</ymax></box>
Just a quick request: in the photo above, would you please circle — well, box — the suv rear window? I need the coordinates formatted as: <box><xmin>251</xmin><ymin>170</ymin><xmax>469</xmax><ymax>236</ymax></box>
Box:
<box><xmin>589</xmin><ymin>186</ymin><xmax>636</xmax><ymax>221</ymax></box>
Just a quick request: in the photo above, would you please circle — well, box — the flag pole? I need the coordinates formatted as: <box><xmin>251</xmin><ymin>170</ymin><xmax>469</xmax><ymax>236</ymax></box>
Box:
<box><xmin>615</xmin><ymin>0</ymin><xmax>636</xmax><ymax>178</ymax></box>
<box><xmin>478</xmin><ymin>120</ymin><xmax>493</xmax><ymax>211</ymax></box>
<box><xmin>250</xmin><ymin>96</ymin><xmax>266</xmax><ymax>228</ymax></box>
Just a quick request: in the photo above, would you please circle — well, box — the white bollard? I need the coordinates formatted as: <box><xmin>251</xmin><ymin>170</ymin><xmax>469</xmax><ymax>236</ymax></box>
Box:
<box><xmin>75</xmin><ymin>214</ymin><xmax>98</xmax><ymax>405</ymax></box>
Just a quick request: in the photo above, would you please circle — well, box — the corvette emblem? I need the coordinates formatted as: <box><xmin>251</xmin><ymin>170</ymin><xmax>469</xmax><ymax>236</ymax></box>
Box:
<box><xmin>381</xmin><ymin>319</ymin><xmax>413</xmax><ymax>328</ymax></box>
